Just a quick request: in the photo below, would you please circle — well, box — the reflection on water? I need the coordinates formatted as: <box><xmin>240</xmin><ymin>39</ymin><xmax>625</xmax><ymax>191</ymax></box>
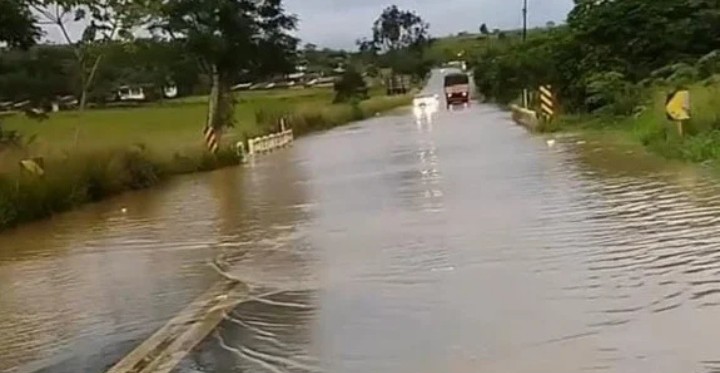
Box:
<box><xmin>6</xmin><ymin>70</ymin><xmax>720</xmax><ymax>373</ymax></box>
<box><xmin>0</xmin><ymin>148</ymin><xmax>313</xmax><ymax>373</ymax></box>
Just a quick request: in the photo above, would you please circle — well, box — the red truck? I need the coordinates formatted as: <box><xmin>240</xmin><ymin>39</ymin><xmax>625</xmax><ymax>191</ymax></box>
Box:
<box><xmin>443</xmin><ymin>72</ymin><xmax>470</xmax><ymax>109</ymax></box>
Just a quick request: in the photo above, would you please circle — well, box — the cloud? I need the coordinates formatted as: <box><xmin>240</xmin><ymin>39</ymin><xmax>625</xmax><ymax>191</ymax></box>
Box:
<box><xmin>41</xmin><ymin>0</ymin><xmax>575</xmax><ymax>50</ymax></box>
<box><xmin>285</xmin><ymin>0</ymin><xmax>574</xmax><ymax>49</ymax></box>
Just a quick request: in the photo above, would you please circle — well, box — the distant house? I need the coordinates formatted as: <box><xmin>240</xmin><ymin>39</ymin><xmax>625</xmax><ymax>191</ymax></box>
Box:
<box><xmin>231</xmin><ymin>82</ymin><xmax>253</xmax><ymax>91</ymax></box>
<box><xmin>116</xmin><ymin>85</ymin><xmax>147</xmax><ymax>102</ymax></box>
<box><xmin>115</xmin><ymin>84</ymin><xmax>178</xmax><ymax>102</ymax></box>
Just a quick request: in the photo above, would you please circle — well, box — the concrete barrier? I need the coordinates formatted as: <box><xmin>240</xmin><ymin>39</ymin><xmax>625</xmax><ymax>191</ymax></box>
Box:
<box><xmin>247</xmin><ymin>129</ymin><xmax>294</xmax><ymax>155</ymax></box>
<box><xmin>510</xmin><ymin>104</ymin><xmax>540</xmax><ymax>131</ymax></box>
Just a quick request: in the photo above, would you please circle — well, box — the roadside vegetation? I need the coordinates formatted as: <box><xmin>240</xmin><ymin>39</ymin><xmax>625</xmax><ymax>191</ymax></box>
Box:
<box><xmin>0</xmin><ymin>1</ymin><xmax>426</xmax><ymax>231</ymax></box>
<box><xmin>0</xmin><ymin>87</ymin><xmax>410</xmax><ymax>230</ymax></box>
<box><xmin>459</xmin><ymin>0</ymin><xmax>720</xmax><ymax>165</ymax></box>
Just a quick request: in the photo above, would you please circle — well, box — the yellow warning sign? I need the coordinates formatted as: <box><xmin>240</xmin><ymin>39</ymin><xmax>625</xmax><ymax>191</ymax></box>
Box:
<box><xmin>666</xmin><ymin>89</ymin><xmax>690</xmax><ymax>121</ymax></box>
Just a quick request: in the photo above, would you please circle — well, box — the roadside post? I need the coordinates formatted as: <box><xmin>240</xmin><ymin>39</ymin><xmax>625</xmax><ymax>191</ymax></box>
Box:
<box><xmin>539</xmin><ymin>85</ymin><xmax>555</xmax><ymax>123</ymax></box>
<box><xmin>203</xmin><ymin>125</ymin><xmax>220</xmax><ymax>154</ymax></box>
<box><xmin>666</xmin><ymin>89</ymin><xmax>691</xmax><ymax>136</ymax></box>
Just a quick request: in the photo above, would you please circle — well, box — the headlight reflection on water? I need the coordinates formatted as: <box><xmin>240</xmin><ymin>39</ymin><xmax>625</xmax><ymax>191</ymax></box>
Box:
<box><xmin>412</xmin><ymin>98</ymin><xmax>439</xmax><ymax>126</ymax></box>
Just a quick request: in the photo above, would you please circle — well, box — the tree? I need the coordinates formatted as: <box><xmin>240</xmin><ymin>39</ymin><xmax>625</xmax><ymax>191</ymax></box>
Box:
<box><xmin>153</xmin><ymin>0</ymin><xmax>298</xmax><ymax>132</ymax></box>
<box><xmin>333</xmin><ymin>66</ymin><xmax>368</xmax><ymax>103</ymax></box>
<box><xmin>365</xmin><ymin>5</ymin><xmax>431</xmax><ymax>80</ymax></box>
<box><xmin>567</xmin><ymin>0</ymin><xmax>720</xmax><ymax>80</ymax></box>
<box><xmin>0</xmin><ymin>0</ymin><xmax>41</xmax><ymax>48</ymax></box>
<box><xmin>30</xmin><ymin>0</ymin><xmax>150</xmax><ymax>109</ymax></box>
<box><xmin>546</xmin><ymin>21</ymin><xmax>556</xmax><ymax>29</ymax></box>
<box><xmin>370</xmin><ymin>5</ymin><xmax>430</xmax><ymax>53</ymax></box>
<box><xmin>479</xmin><ymin>23</ymin><xmax>489</xmax><ymax>35</ymax></box>
<box><xmin>0</xmin><ymin>45</ymin><xmax>75</xmax><ymax>103</ymax></box>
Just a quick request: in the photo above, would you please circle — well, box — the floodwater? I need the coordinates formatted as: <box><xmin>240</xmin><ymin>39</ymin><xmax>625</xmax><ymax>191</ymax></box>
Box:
<box><xmin>4</xmin><ymin>71</ymin><xmax>720</xmax><ymax>373</ymax></box>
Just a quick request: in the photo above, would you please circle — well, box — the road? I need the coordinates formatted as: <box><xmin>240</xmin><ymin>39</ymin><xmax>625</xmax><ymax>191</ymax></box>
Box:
<box><xmin>4</xmin><ymin>70</ymin><xmax>720</xmax><ymax>372</ymax></box>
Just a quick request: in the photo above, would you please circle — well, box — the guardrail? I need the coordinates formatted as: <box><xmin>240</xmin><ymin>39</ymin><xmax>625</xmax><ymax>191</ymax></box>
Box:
<box><xmin>510</xmin><ymin>104</ymin><xmax>539</xmax><ymax>130</ymax></box>
<box><xmin>247</xmin><ymin>129</ymin><xmax>294</xmax><ymax>155</ymax></box>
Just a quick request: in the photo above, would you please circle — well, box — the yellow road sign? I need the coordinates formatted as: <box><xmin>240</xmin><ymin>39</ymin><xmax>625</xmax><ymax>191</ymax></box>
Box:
<box><xmin>666</xmin><ymin>89</ymin><xmax>690</xmax><ymax>121</ymax></box>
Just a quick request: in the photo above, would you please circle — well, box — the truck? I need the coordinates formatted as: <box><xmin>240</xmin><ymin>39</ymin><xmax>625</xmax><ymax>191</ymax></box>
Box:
<box><xmin>385</xmin><ymin>74</ymin><xmax>411</xmax><ymax>95</ymax></box>
<box><xmin>443</xmin><ymin>72</ymin><xmax>470</xmax><ymax>109</ymax></box>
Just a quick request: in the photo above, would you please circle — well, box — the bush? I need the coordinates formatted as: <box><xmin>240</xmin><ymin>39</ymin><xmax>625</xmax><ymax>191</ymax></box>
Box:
<box><xmin>0</xmin><ymin>122</ymin><xmax>23</xmax><ymax>149</ymax></box>
<box><xmin>650</xmin><ymin>63</ymin><xmax>699</xmax><ymax>86</ymax></box>
<box><xmin>585</xmin><ymin>72</ymin><xmax>643</xmax><ymax>115</ymax></box>
<box><xmin>0</xmin><ymin>145</ymin><xmax>243</xmax><ymax>231</ymax></box>
<box><xmin>333</xmin><ymin>68</ymin><xmax>369</xmax><ymax>103</ymax></box>
<box><xmin>697</xmin><ymin>50</ymin><xmax>720</xmax><ymax>79</ymax></box>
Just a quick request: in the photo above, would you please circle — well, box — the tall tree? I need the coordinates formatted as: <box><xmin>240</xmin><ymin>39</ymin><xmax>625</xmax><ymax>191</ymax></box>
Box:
<box><xmin>370</xmin><ymin>5</ymin><xmax>429</xmax><ymax>53</ymax></box>
<box><xmin>0</xmin><ymin>0</ymin><xmax>40</xmax><ymax>48</ymax></box>
<box><xmin>568</xmin><ymin>0</ymin><xmax>720</xmax><ymax>80</ymax></box>
<box><xmin>366</xmin><ymin>5</ymin><xmax>431</xmax><ymax>79</ymax></box>
<box><xmin>30</xmin><ymin>0</ymin><xmax>150</xmax><ymax>109</ymax></box>
<box><xmin>153</xmin><ymin>0</ymin><xmax>298</xmax><ymax>132</ymax></box>
<box><xmin>479</xmin><ymin>23</ymin><xmax>489</xmax><ymax>35</ymax></box>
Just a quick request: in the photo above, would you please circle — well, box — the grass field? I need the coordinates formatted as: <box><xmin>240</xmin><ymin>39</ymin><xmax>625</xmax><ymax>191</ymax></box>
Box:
<box><xmin>1</xmin><ymin>87</ymin><xmax>334</xmax><ymax>160</ymax></box>
<box><xmin>0</xmin><ymin>86</ymin><xmax>412</xmax><ymax>230</ymax></box>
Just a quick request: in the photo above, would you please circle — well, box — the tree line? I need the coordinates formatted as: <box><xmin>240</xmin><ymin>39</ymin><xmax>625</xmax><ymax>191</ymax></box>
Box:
<box><xmin>1</xmin><ymin>1</ymin><xmax>437</xmax><ymax>124</ymax></box>
<box><xmin>472</xmin><ymin>0</ymin><xmax>720</xmax><ymax>115</ymax></box>
<box><xmin>1</xmin><ymin>0</ymin><xmax>299</xmax><ymax>132</ymax></box>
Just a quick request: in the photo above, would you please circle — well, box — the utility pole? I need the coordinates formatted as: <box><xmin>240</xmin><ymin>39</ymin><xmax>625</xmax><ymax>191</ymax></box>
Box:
<box><xmin>522</xmin><ymin>0</ymin><xmax>529</xmax><ymax>108</ymax></box>
<box><xmin>522</xmin><ymin>0</ymin><xmax>528</xmax><ymax>42</ymax></box>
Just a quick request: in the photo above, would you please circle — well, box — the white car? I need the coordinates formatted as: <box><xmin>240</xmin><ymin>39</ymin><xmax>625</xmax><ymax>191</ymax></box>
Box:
<box><xmin>412</xmin><ymin>94</ymin><xmax>440</xmax><ymax>118</ymax></box>
<box><xmin>413</xmin><ymin>94</ymin><xmax>440</xmax><ymax>110</ymax></box>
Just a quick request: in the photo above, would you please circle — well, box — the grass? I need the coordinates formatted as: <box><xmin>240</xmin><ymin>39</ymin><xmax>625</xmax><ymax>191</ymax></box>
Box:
<box><xmin>539</xmin><ymin>80</ymin><xmax>720</xmax><ymax>165</ymax></box>
<box><xmin>1</xmin><ymin>87</ymin><xmax>335</xmax><ymax>161</ymax></box>
<box><xmin>0</xmin><ymin>87</ymin><xmax>413</xmax><ymax>231</ymax></box>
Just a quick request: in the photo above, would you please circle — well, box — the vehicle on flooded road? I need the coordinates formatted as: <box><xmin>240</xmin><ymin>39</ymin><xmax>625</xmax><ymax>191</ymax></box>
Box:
<box><xmin>412</xmin><ymin>93</ymin><xmax>440</xmax><ymax>125</ymax></box>
<box><xmin>413</xmin><ymin>93</ymin><xmax>440</xmax><ymax>114</ymax></box>
<box><xmin>443</xmin><ymin>72</ymin><xmax>470</xmax><ymax>109</ymax></box>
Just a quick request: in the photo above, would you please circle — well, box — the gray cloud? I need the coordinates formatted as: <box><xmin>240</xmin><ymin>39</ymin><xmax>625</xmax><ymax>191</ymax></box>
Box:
<box><xmin>42</xmin><ymin>0</ymin><xmax>574</xmax><ymax>49</ymax></box>
<box><xmin>285</xmin><ymin>0</ymin><xmax>574</xmax><ymax>49</ymax></box>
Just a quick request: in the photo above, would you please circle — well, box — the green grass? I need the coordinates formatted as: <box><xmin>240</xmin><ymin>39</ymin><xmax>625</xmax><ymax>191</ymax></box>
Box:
<box><xmin>0</xmin><ymin>87</ymin><xmax>413</xmax><ymax>231</ymax></box>
<box><xmin>542</xmin><ymin>80</ymin><xmax>720</xmax><ymax>165</ymax></box>
<box><xmin>1</xmin><ymin>87</ymin><xmax>335</xmax><ymax>162</ymax></box>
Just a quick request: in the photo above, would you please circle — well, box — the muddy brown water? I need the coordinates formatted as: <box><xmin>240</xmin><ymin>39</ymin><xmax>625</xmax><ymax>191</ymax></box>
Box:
<box><xmin>4</xmin><ymin>71</ymin><xmax>720</xmax><ymax>373</ymax></box>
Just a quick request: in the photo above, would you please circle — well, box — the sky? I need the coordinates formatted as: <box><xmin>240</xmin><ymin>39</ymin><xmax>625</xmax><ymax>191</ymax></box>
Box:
<box><xmin>284</xmin><ymin>0</ymin><xmax>575</xmax><ymax>49</ymax></box>
<box><xmin>41</xmin><ymin>0</ymin><xmax>574</xmax><ymax>50</ymax></box>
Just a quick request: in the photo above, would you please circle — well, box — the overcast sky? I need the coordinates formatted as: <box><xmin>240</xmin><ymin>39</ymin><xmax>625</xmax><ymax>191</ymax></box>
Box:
<box><xmin>42</xmin><ymin>0</ymin><xmax>574</xmax><ymax>50</ymax></box>
<box><xmin>285</xmin><ymin>0</ymin><xmax>574</xmax><ymax>49</ymax></box>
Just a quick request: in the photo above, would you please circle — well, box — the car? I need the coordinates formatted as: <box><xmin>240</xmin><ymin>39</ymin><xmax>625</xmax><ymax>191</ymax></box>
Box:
<box><xmin>412</xmin><ymin>94</ymin><xmax>440</xmax><ymax>118</ymax></box>
<box><xmin>413</xmin><ymin>93</ymin><xmax>439</xmax><ymax>108</ymax></box>
<box><xmin>443</xmin><ymin>73</ymin><xmax>470</xmax><ymax>108</ymax></box>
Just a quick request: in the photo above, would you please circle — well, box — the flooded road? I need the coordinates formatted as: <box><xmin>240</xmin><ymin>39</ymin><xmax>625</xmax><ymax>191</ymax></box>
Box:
<box><xmin>4</xmin><ymin>71</ymin><xmax>720</xmax><ymax>372</ymax></box>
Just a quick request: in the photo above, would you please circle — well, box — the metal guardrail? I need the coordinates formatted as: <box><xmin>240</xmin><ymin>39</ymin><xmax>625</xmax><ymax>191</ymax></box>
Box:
<box><xmin>247</xmin><ymin>129</ymin><xmax>294</xmax><ymax>155</ymax></box>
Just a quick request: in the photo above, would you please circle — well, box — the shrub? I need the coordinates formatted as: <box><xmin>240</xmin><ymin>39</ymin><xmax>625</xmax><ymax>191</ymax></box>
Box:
<box><xmin>333</xmin><ymin>68</ymin><xmax>369</xmax><ymax>103</ymax></box>
<box><xmin>697</xmin><ymin>50</ymin><xmax>720</xmax><ymax>79</ymax></box>
<box><xmin>0</xmin><ymin>122</ymin><xmax>23</xmax><ymax>150</ymax></box>
<box><xmin>585</xmin><ymin>72</ymin><xmax>643</xmax><ymax>116</ymax></box>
